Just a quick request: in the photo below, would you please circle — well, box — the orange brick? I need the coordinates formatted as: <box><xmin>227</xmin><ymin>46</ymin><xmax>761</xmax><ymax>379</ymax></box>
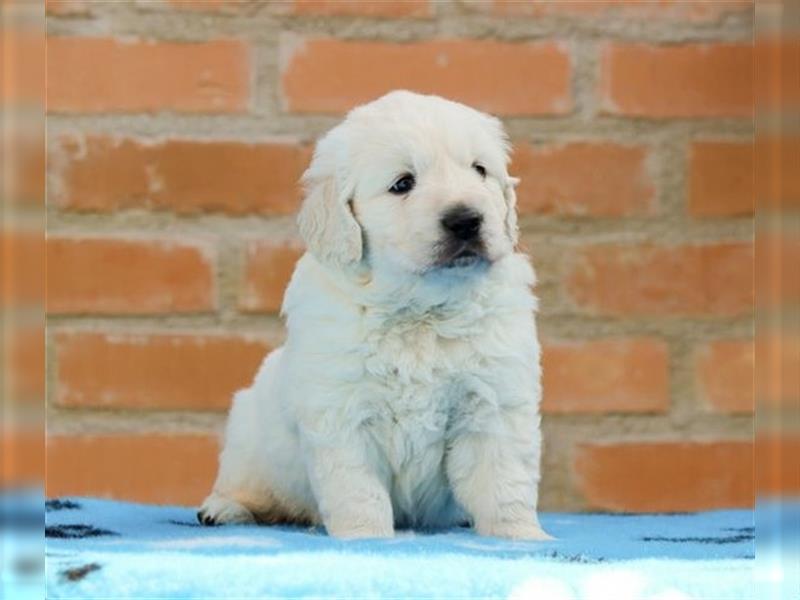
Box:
<box><xmin>695</xmin><ymin>340</ymin><xmax>754</xmax><ymax>413</ymax></box>
<box><xmin>281</xmin><ymin>38</ymin><xmax>571</xmax><ymax>116</ymax></box>
<box><xmin>757</xmin><ymin>434</ymin><xmax>800</xmax><ymax>495</ymax></box>
<box><xmin>2</xmin><ymin>28</ymin><xmax>44</xmax><ymax>107</ymax></box>
<box><xmin>8</xmin><ymin>326</ymin><xmax>44</xmax><ymax>401</ymax></box>
<box><xmin>288</xmin><ymin>0</ymin><xmax>430</xmax><ymax>17</ymax></box>
<box><xmin>689</xmin><ymin>141</ymin><xmax>753</xmax><ymax>217</ymax></box>
<box><xmin>566</xmin><ymin>242</ymin><xmax>753</xmax><ymax>316</ymax></box>
<box><xmin>600</xmin><ymin>43</ymin><xmax>753</xmax><ymax>118</ymax></box>
<box><xmin>50</xmin><ymin>135</ymin><xmax>310</xmax><ymax>215</ymax></box>
<box><xmin>755</xmin><ymin>37</ymin><xmax>800</xmax><ymax>114</ymax></box>
<box><xmin>1</xmin><ymin>229</ymin><xmax>44</xmax><ymax>309</ymax></box>
<box><xmin>47</xmin><ymin>37</ymin><xmax>250</xmax><ymax>113</ymax></box>
<box><xmin>2</xmin><ymin>428</ymin><xmax>44</xmax><ymax>488</ymax></box>
<box><xmin>542</xmin><ymin>339</ymin><xmax>669</xmax><ymax>414</ymax></box>
<box><xmin>761</xmin><ymin>233</ymin><xmax>800</xmax><ymax>308</ymax></box>
<box><xmin>755</xmin><ymin>136</ymin><xmax>800</xmax><ymax>211</ymax></box>
<box><xmin>46</xmin><ymin>434</ymin><xmax>219</xmax><ymax>505</ymax></box>
<box><xmin>481</xmin><ymin>0</ymin><xmax>750</xmax><ymax>21</ymax></box>
<box><xmin>55</xmin><ymin>331</ymin><xmax>268</xmax><ymax>411</ymax></box>
<box><xmin>239</xmin><ymin>241</ymin><xmax>303</xmax><ymax>313</ymax></box>
<box><xmin>47</xmin><ymin>237</ymin><xmax>215</xmax><ymax>315</ymax></box>
<box><xmin>513</xmin><ymin>142</ymin><xmax>655</xmax><ymax>216</ymax></box>
<box><xmin>575</xmin><ymin>441</ymin><xmax>753</xmax><ymax>511</ymax></box>
<box><xmin>756</xmin><ymin>332</ymin><xmax>800</xmax><ymax>409</ymax></box>
<box><xmin>13</xmin><ymin>129</ymin><xmax>45</xmax><ymax>204</ymax></box>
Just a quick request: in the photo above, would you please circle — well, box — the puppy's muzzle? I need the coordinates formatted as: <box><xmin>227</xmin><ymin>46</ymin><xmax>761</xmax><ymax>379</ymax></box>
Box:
<box><xmin>437</xmin><ymin>205</ymin><xmax>488</xmax><ymax>269</ymax></box>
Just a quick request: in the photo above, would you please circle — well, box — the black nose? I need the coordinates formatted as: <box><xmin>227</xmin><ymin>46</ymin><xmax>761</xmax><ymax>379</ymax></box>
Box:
<box><xmin>440</xmin><ymin>206</ymin><xmax>483</xmax><ymax>241</ymax></box>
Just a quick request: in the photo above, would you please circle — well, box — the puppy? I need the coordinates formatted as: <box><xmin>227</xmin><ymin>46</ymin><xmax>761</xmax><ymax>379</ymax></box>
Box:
<box><xmin>199</xmin><ymin>90</ymin><xmax>548</xmax><ymax>540</ymax></box>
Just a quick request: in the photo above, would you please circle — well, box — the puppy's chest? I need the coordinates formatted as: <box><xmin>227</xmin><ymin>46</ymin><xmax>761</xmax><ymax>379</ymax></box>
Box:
<box><xmin>360</xmin><ymin>316</ymin><xmax>490</xmax><ymax>449</ymax></box>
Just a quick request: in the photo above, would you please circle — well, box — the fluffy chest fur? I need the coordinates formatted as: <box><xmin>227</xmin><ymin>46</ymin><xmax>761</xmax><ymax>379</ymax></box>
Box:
<box><xmin>361</xmin><ymin>311</ymin><xmax>486</xmax><ymax>464</ymax></box>
<box><xmin>356</xmin><ymin>312</ymin><xmax>494</xmax><ymax>525</ymax></box>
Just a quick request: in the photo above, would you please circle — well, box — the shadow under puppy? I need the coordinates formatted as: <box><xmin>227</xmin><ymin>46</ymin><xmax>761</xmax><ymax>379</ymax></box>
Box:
<box><xmin>199</xmin><ymin>90</ymin><xmax>550</xmax><ymax>540</ymax></box>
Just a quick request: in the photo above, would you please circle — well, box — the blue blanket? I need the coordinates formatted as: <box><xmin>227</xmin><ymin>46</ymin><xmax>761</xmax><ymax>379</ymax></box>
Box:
<box><xmin>45</xmin><ymin>497</ymin><xmax>754</xmax><ymax>598</ymax></box>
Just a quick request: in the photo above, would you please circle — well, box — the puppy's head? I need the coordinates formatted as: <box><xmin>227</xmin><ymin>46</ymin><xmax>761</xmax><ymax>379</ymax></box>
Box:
<box><xmin>298</xmin><ymin>90</ymin><xmax>519</xmax><ymax>277</ymax></box>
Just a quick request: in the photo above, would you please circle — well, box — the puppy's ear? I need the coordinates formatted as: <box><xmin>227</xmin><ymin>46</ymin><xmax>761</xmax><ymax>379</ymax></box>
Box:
<box><xmin>297</xmin><ymin>175</ymin><xmax>362</xmax><ymax>269</ymax></box>
<box><xmin>503</xmin><ymin>176</ymin><xmax>520</xmax><ymax>246</ymax></box>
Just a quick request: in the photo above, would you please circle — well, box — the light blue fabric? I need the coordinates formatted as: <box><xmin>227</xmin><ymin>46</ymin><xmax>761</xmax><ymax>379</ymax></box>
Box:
<box><xmin>46</xmin><ymin>497</ymin><xmax>754</xmax><ymax>599</ymax></box>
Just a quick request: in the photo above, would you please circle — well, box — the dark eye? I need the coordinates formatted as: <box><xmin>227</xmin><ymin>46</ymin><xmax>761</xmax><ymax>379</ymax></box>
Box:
<box><xmin>389</xmin><ymin>173</ymin><xmax>415</xmax><ymax>195</ymax></box>
<box><xmin>473</xmin><ymin>163</ymin><xmax>487</xmax><ymax>178</ymax></box>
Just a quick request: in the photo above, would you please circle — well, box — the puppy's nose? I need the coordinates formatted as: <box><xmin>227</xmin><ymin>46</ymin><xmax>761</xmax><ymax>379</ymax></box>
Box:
<box><xmin>440</xmin><ymin>205</ymin><xmax>483</xmax><ymax>241</ymax></box>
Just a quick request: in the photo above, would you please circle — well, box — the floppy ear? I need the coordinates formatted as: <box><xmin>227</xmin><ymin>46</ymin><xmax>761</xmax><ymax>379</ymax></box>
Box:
<box><xmin>297</xmin><ymin>175</ymin><xmax>362</xmax><ymax>269</ymax></box>
<box><xmin>503</xmin><ymin>176</ymin><xmax>520</xmax><ymax>246</ymax></box>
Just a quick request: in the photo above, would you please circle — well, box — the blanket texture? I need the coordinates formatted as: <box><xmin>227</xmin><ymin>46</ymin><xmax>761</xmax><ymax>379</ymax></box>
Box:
<box><xmin>45</xmin><ymin>497</ymin><xmax>754</xmax><ymax>599</ymax></box>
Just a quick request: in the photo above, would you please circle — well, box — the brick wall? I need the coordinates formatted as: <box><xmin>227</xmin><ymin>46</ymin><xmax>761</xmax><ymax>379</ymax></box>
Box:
<box><xmin>45</xmin><ymin>0</ymin><xmax>755</xmax><ymax>512</ymax></box>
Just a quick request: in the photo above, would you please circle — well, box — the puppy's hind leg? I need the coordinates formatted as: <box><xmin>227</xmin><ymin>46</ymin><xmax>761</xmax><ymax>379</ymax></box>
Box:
<box><xmin>198</xmin><ymin>387</ymin><xmax>261</xmax><ymax>526</ymax></box>
<box><xmin>199</xmin><ymin>349</ymin><xmax>305</xmax><ymax>527</ymax></box>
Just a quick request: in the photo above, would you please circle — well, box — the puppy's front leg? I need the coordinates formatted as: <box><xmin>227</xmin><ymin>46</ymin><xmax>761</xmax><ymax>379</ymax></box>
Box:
<box><xmin>446</xmin><ymin>422</ymin><xmax>550</xmax><ymax>540</ymax></box>
<box><xmin>305</xmin><ymin>441</ymin><xmax>394</xmax><ymax>539</ymax></box>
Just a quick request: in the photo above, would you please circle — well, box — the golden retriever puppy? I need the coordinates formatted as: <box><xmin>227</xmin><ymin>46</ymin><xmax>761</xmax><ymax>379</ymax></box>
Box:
<box><xmin>199</xmin><ymin>90</ymin><xmax>548</xmax><ymax>540</ymax></box>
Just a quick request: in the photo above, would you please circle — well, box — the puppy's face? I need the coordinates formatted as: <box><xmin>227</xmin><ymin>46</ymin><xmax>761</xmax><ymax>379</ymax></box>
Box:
<box><xmin>298</xmin><ymin>91</ymin><xmax>518</xmax><ymax>277</ymax></box>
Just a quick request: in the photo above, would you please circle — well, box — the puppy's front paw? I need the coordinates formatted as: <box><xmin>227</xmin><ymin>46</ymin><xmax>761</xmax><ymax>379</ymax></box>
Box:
<box><xmin>477</xmin><ymin>520</ymin><xmax>553</xmax><ymax>541</ymax></box>
<box><xmin>197</xmin><ymin>493</ymin><xmax>256</xmax><ymax>526</ymax></box>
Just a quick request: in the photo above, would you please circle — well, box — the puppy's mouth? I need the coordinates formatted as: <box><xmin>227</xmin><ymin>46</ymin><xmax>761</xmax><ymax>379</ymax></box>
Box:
<box><xmin>435</xmin><ymin>242</ymin><xmax>490</xmax><ymax>270</ymax></box>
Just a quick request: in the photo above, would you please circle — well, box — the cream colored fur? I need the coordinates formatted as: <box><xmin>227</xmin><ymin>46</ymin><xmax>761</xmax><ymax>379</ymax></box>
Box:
<box><xmin>199</xmin><ymin>91</ymin><xmax>549</xmax><ymax>540</ymax></box>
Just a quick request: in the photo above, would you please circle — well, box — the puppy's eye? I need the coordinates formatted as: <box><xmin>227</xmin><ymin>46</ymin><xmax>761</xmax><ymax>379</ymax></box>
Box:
<box><xmin>389</xmin><ymin>173</ymin><xmax>415</xmax><ymax>195</ymax></box>
<box><xmin>473</xmin><ymin>163</ymin><xmax>487</xmax><ymax>178</ymax></box>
